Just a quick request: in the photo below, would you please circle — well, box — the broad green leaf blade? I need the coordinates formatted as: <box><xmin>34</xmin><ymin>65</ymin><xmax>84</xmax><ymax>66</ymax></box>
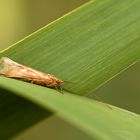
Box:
<box><xmin>0</xmin><ymin>88</ymin><xmax>51</xmax><ymax>140</ymax></box>
<box><xmin>1</xmin><ymin>0</ymin><xmax>140</xmax><ymax>95</ymax></box>
<box><xmin>0</xmin><ymin>77</ymin><xmax>140</xmax><ymax>140</ymax></box>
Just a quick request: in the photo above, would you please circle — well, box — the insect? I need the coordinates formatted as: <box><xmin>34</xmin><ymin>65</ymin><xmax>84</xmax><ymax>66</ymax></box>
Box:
<box><xmin>0</xmin><ymin>57</ymin><xmax>64</xmax><ymax>91</ymax></box>
<box><xmin>0</xmin><ymin>57</ymin><xmax>112</xmax><ymax>108</ymax></box>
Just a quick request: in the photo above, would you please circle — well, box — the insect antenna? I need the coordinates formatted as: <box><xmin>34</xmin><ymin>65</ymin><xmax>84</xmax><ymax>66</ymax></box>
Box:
<box><xmin>88</xmin><ymin>92</ymin><xmax>112</xmax><ymax>110</ymax></box>
<box><xmin>63</xmin><ymin>80</ymin><xmax>75</xmax><ymax>84</ymax></box>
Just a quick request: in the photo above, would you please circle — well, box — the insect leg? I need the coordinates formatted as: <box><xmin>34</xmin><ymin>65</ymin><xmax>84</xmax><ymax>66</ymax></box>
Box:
<box><xmin>54</xmin><ymin>85</ymin><xmax>63</xmax><ymax>94</ymax></box>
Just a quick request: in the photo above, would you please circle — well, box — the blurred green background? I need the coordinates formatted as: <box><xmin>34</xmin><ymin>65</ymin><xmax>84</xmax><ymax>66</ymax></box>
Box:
<box><xmin>0</xmin><ymin>0</ymin><xmax>139</xmax><ymax>140</ymax></box>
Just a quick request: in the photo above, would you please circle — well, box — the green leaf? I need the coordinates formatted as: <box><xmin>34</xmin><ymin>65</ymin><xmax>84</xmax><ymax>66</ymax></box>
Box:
<box><xmin>0</xmin><ymin>0</ymin><xmax>140</xmax><ymax>139</ymax></box>
<box><xmin>0</xmin><ymin>88</ymin><xmax>51</xmax><ymax>139</ymax></box>
<box><xmin>1</xmin><ymin>77</ymin><xmax>140</xmax><ymax>140</ymax></box>
<box><xmin>1</xmin><ymin>0</ymin><xmax>140</xmax><ymax>95</ymax></box>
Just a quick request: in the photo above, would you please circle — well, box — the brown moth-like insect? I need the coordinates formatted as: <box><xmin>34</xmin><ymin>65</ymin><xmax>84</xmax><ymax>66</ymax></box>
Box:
<box><xmin>0</xmin><ymin>57</ymin><xmax>112</xmax><ymax>108</ymax></box>
<box><xmin>0</xmin><ymin>57</ymin><xmax>64</xmax><ymax>91</ymax></box>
